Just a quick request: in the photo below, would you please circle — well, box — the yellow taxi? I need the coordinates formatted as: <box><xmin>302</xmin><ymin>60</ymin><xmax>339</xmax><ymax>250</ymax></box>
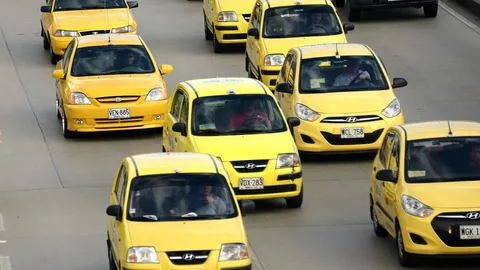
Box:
<box><xmin>52</xmin><ymin>34</ymin><xmax>173</xmax><ymax>138</ymax></box>
<box><xmin>369</xmin><ymin>121</ymin><xmax>480</xmax><ymax>267</ymax></box>
<box><xmin>275</xmin><ymin>43</ymin><xmax>407</xmax><ymax>154</ymax></box>
<box><xmin>106</xmin><ymin>152</ymin><xmax>252</xmax><ymax>270</ymax></box>
<box><xmin>203</xmin><ymin>0</ymin><xmax>257</xmax><ymax>53</ymax></box>
<box><xmin>40</xmin><ymin>0</ymin><xmax>138</xmax><ymax>64</ymax></box>
<box><xmin>245</xmin><ymin>0</ymin><xmax>354</xmax><ymax>90</ymax></box>
<box><xmin>162</xmin><ymin>77</ymin><xmax>304</xmax><ymax>208</ymax></box>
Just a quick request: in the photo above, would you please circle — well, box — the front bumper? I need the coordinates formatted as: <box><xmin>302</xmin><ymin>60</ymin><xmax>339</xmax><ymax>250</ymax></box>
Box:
<box><xmin>351</xmin><ymin>0</ymin><xmax>437</xmax><ymax>9</ymax></box>
<box><xmin>221</xmin><ymin>160</ymin><xmax>302</xmax><ymax>200</ymax></box>
<box><xmin>399</xmin><ymin>207</ymin><xmax>480</xmax><ymax>256</ymax></box>
<box><xmin>215</xmin><ymin>20</ymin><xmax>249</xmax><ymax>44</ymax></box>
<box><xmin>63</xmin><ymin>99</ymin><xmax>167</xmax><ymax>132</ymax></box>
<box><xmin>259</xmin><ymin>67</ymin><xmax>281</xmax><ymax>91</ymax></box>
<box><xmin>293</xmin><ymin>111</ymin><xmax>404</xmax><ymax>153</ymax></box>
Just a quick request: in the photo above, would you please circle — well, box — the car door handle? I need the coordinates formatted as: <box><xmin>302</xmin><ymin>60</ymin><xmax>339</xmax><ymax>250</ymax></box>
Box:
<box><xmin>174</xmin><ymin>138</ymin><xmax>177</xmax><ymax>142</ymax></box>
<box><xmin>382</xmin><ymin>182</ymin><xmax>385</xmax><ymax>187</ymax></box>
<box><xmin>373</xmin><ymin>166</ymin><xmax>376</xmax><ymax>172</ymax></box>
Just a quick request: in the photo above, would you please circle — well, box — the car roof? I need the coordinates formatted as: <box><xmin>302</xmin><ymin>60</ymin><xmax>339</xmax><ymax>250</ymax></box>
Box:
<box><xmin>294</xmin><ymin>43</ymin><xmax>374</xmax><ymax>59</ymax></box>
<box><xmin>128</xmin><ymin>152</ymin><xmax>221</xmax><ymax>176</ymax></box>
<box><xmin>76</xmin><ymin>34</ymin><xmax>143</xmax><ymax>48</ymax></box>
<box><xmin>180</xmin><ymin>77</ymin><xmax>270</xmax><ymax>98</ymax></box>
<box><xmin>396</xmin><ymin>121</ymin><xmax>480</xmax><ymax>141</ymax></box>
<box><xmin>264</xmin><ymin>0</ymin><xmax>335</xmax><ymax>8</ymax></box>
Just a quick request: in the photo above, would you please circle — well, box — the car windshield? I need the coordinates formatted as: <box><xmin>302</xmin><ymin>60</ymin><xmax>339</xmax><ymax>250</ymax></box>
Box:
<box><xmin>54</xmin><ymin>0</ymin><xmax>127</xmax><ymax>11</ymax></box>
<box><xmin>298</xmin><ymin>56</ymin><xmax>389</xmax><ymax>93</ymax></box>
<box><xmin>71</xmin><ymin>45</ymin><xmax>155</xmax><ymax>76</ymax></box>
<box><xmin>191</xmin><ymin>94</ymin><xmax>288</xmax><ymax>136</ymax></box>
<box><xmin>262</xmin><ymin>5</ymin><xmax>342</xmax><ymax>38</ymax></box>
<box><xmin>126</xmin><ymin>173</ymin><xmax>238</xmax><ymax>222</ymax></box>
<box><xmin>405</xmin><ymin>137</ymin><xmax>480</xmax><ymax>183</ymax></box>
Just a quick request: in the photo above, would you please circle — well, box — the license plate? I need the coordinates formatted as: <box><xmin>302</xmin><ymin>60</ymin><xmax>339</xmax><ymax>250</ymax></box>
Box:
<box><xmin>108</xmin><ymin>108</ymin><xmax>130</xmax><ymax>119</ymax></box>
<box><xmin>239</xmin><ymin>178</ymin><xmax>264</xmax><ymax>190</ymax></box>
<box><xmin>460</xmin><ymin>225</ymin><xmax>480</xmax><ymax>240</ymax></box>
<box><xmin>341</xmin><ymin>127</ymin><xmax>364</xmax><ymax>139</ymax></box>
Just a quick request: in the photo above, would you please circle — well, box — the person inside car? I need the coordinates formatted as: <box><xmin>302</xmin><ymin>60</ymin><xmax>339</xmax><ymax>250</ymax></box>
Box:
<box><xmin>229</xmin><ymin>100</ymin><xmax>271</xmax><ymax>129</ymax></box>
<box><xmin>333</xmin><ymin>58</ymin><xmax>371</xmax><ymax>87</ymax></box>
<box><xmin>187</xmin><ymin>184</ymin><xmax>226</xmax><ymax>215</ymax></box>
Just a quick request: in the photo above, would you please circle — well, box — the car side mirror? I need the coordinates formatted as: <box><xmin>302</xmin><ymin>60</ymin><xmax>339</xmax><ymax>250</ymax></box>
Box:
<box><xmin>247</xmin><ymin>28</ymin><xmax>259</xmax><ymax>39</ymax></box>
<box><xmin>40</xmin><ymin>5</ymin><xmax>52</xmax><ymax>12</ymax></box>
<box><xmin>52</xmin><ymin>69</ymin><xmax>65</xmax><ymax>79</ymax></box>
<box><xmin>375</xmin><ymin>169</ymin><xmax>397</xmax><ymax>183</ymax></box>
<box><xmin>106</xmin><ymin>205</ymin><xmax>123</xmax><ymax>221</ymax></box>
<box><xmin>287</xmin><ymin>117</ymin><xmax>300</xmax><ymax>128</ymax></box>
<box><xmin>127</xmin><ymin>1</ymin><xmax>138</xmax><ymax>8</ymax></box>
<box><xmin>392</xmin><ymin>78</ymin><xmax>407</xmax><ymax>89</ymax></box>
<box><xmin>160</xmin><ymin>64</ymin><xmax>173</xmax><ymax>75</ymax></box>
<box><xmin>172</xmin><ymin>122</ymin><xmax>187</xmax><ymax>136</ymax></box>
<box><xmin>275</xmin><ymin>82</ymin><xmax>293</xmax><ymax>94</ymax></box>
<box><xmin>343</xmin><ymin>23</ymin><xmax>354</xmax><ymax>33</ymax></box>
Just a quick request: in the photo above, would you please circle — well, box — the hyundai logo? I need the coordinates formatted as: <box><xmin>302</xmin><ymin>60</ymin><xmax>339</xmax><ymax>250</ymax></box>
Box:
<box><xmin>346</xmin><ymin>117</ymin><xmax>358</xmax><ymax>123</ymax></box>
<box><xmin>245</xmin><ymin>163</ymin><xmax>256</xmax><ymax>169</ymax></box>
<box><xmin>182</xmin><ymin>253</ymin><xmax>195</xmax><ymax>260</ymax></box>
<box><xmin>466</xmin><ymin>212</ymin><xmax>480</xmax><ymax>219</ymax></box>
<box><xmin>115</xmin><ymin>97</ymin><xmax>122</xmax><ymax>103</ymax></box>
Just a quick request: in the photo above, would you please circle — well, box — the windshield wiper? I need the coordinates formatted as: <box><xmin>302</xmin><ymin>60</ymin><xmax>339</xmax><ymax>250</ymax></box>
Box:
<box><xmin>130</xmin><ymin>215</ymin><xmax>158</xmax><ymax>221</ymax></box>
<box><xmin>195</xmin><ymin>130</ymin><xmax>226</xmax><ymax>135</ymax></box>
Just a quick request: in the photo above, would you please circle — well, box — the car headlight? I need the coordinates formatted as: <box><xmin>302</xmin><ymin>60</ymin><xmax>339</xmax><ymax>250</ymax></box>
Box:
<box><xmin>276</xmin><ymin>153</ymin><xmax>300</xmax><ymax>169</ymax></box>
<box><xmin>264</xmin><ymin>54</ymin><xmax>285</xmax><ymax>66</ymax></box>
<box><xmin>145</xmin><ymin>88</ymin><xmax>166</xmax><ymax>102</ymax></box>
<box><xmin>381</xmin><ymin>99</ymin><xmax>401</xmax><ymax>118</ymax></box>
<box><xmin>111</xmin><ymin>25</ymin><xmax>135</xmax><ymax>33</ymax></box>
<box><xmin>68</xmin><ymin>92</ymin><xmax>91</xmax><ymax>105</ymax></box>
<box><xmin>54</xmin><ymin>30</ymin><xmax>79</xmax><ymax>37</ymax></box>
<box><xmin>218</xmin><ymin>244</ymin><xmax>248</xmax><ymax>262</ymax></box>
<box><xmin>295</xmin><ymin>103</ymin><xmax>320</xmax><ymax>121</ymax></box>
<box><xmin>401</xmin><ymin>195</ymin><xmax>434</xmax><ymax>218</ymax></box>
<box><xmin>126</xmin><ymin>247</ymin><xmax>159</xmax><ymax>263</ymax></box>
<box><xmin>217</xmin><ymin>11</ymin><xmax>238</xmax><ymax>22</ymax></box>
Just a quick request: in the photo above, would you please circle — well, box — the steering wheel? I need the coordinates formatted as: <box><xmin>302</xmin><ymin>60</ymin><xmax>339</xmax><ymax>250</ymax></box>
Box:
<box><xmin>119</xmin><ymin>65</ymin><xmax>143</xmax><ymax>72</ymax></box>
<box><xmin>308</xmin><ymin>24</ymin><xmax>328</xmax><ymax>33</ymax></box>
<box><xmin>241</xmin><ymin>115</ymin><xmax>269</xmax><ymax>130</ymax></box>
<box><xmin>349</xmin><ymin>73</ymin><xmax>374</xmax><ymax>86</ymax></box>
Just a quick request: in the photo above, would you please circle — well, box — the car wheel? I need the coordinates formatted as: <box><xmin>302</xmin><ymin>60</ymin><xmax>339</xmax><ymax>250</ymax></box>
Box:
<box><xmin>423</xmin><ymin>3</ymin><xmax>438</xmax><ymax>18</ymax></box>
<box><xmin>396</xmin><ymin>223</ymin><xmax>416</xmax><ymax>267</ymax></box>
<box><xmin>286</xmin><ymin>185</ymin><xmax>303</xmax><ymax>208</ymax></box>
<box><xmin>346</xmin><ymin>0</ymin><xmax>361</xmax><ymax>22</ymax></box>
<box><xmin>43</xmin><ymin>31</ymin><xmax>50</xmax><ymax>50</ymax></box>
<box><xmin>108</xmin><ymin>243</ymin><xmax>118</xmax><ymax>270</ymax></box>
<box><xmin>49</xmin><ymin>43</ymin><xmax>61</xmax><ymax>65</ymax></box>
<box><xmin>371</xmin><ymin>204</ymin><xmax>388</xmax><ymax>237</ymax></box>
<box><xmin>212</xmin><ymin>28</ymin><xmax>224</xmax><ymax>53</ymax></box>
<box><xmin>56</xmin><ymin>99</ymin><xmax>61</xmax><ymax>119</ymax></box>
<box><xmin>61</xmin><ymin>110</ymin><xmax>74</xmax><ymax>139</ymax></box>
<box><xmin>247</xmin><ymin>59</ymin><xmax>256</xmax><ymax>79</ymax></box>
<box><xmin>204</xmin><ymin>14</ymin><xmax>213</xmax><ymax>40</ymax></box>
<box><xmin>335</xmin><ymin>0</ymin><xmax>345</xmax><ymax>7</ymax></box>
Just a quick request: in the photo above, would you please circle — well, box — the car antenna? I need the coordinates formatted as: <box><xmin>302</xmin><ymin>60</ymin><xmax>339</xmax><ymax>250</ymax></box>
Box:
<box><xmin>104</xmin><ymin>0</ymin><xmax>112</xmax><ymax>45</ymax></box>
<box><xmin>335</xmin><ymin>43</ymin><xmax>340</xmax><ymax>58</ymax></box>
<box><xmin>447</xmin><ymin>121</ymin><xmax>454</xmax><ymax>137</ymax></box>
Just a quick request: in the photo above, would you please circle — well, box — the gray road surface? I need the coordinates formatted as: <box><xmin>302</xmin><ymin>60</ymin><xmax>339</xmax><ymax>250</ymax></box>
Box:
<box><xmin>0</xmin><ymin>0</ymin><xmax>480</xmax><ymax>269</ymax></box>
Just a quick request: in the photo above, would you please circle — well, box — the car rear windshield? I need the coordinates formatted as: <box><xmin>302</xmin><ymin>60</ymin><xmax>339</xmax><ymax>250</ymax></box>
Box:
<box><xmin>191</xmin><ymin>94</ymin><xmax>288</xmax><ymax>136</ymax></box>
<box><xmin>126</xmin><ymin>173</ymin><xmax>239</xmax><ymax>222</ymax></box>
<box><xmin>71</xmin><ymin>45</ymin><xmax>155</xmax><ymax>76</ymax></box>
<box><xmin>54</xmin><ymin>0</ymin><xmax>127</xmax><ymax>11</ymax></box>
<box><xmin>263</xmin><ymin>5</ymin><xmax>342</xmax><ymax>38</ymax></box>
<box><xmin>405</xmin><ymin>137</ymin><xmax>480</xmax><ymax>183</ymax></box>
<box><xmin>299</xmin><ymin>56</ymin><xmax>389</xmax><ymax>93</ymax></box>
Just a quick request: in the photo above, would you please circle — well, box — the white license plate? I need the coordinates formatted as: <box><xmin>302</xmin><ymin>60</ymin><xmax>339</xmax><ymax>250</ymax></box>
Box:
<box><xmin>239</xmin><ymin>178</ymin><xmax>264</xmax><ymax>190</ymax></box>
<box><xmin>108</xmin><ymin>108</ymin><xmax>130</xmax><ymax>119</ymax></box>
<box><xmin>341</xmin><ymin>127</ymin><xmax>364</xmax><ymax>139</ymax></box>
<box><xmin>460</xmin><ymin>225</ymin><xmax>480</xmax><ymax>240</ymax></box>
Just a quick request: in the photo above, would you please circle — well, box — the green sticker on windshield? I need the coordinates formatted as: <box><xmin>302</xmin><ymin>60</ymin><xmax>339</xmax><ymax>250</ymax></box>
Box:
<box><xmin>408</xmin><ymin>170</ymin><xmax>426</xmax><ymax>177</ymax></box>
<box><xmin>310</xmin><ymin>78</ymin><xmax>325</xmax><ymax>88</ymax></box>
<box><xmin>199</xmin><ymin>123</ymin><xmax>216</xmax><ymax>130</ymax></box>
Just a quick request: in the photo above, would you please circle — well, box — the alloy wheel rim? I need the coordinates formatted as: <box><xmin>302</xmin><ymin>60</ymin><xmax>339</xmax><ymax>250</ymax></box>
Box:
<box><xmin>62</xmin><ymin>117</ymin><xmax>65</xmax><ymax>134</ymax></box>
<box><xmin>372</xmin><ymin>207</ymin><xmax>378</xmax><ymax>229</ymax></box>
<box><xmin>55</xmin><ymin>100</ymin><xmax>59</xmax><ymax>113</ymax></box>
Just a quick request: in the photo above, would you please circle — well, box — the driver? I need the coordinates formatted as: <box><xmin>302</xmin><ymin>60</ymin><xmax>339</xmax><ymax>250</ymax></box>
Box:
<box><xmin>118</xmin><ymin>49</ymin><xmax>138</xmax><ymax>69</ymax></box>
<box><xmin>467</xmin><ymin>144</ymin><xmax>480</xmax><ymax>173</ymax></box>
<box><xmin>188</xmin><ymin>184</ymin><xmax>226</xmax><ymax>215</ymax></box>
<box><xmin>308</xmin><ymin>12</ymin><xmax>329</xmax><ymax>34</ymax></box>
<box><xmin>332</xmin><ymin>58</ymin><xmax>371</xmax><ymax>87</ymax></box>
<box><xmin>229</xmin><ymin>99</ymin><xmax>272</xmax><ymax>129</ymax></box>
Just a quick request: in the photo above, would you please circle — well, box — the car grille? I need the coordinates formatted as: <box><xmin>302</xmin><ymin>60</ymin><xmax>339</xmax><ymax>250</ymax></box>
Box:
<box><xmin>230</xmin><ymin>159</ymin><xmax>269</xmax><ymax>173</ymax></box>
<box><xmin>321</xmin><ymin>129</ymin><xmax>383</xmax><ymax>145</ymax></box>
<box><xmin>321</xmin><ymin>115</ymin><xmax>382</xmax><ymax>123</ymax></box>
<box><xmin>166</xmin><ymin>250</ymin><xmax>210</xmax><ymax>265</ymax></box>
<box><xmin>233</xmin><ymin>184</ymin><xmax>296</xmax><ymax>195</ymax></box>
<box><xmin>80</xmin><ymin>30</ymin><xmax>110</xmax><ymax>36</ymax></box>
<box><xmin>431</xmin><ymin>212</ymin><xmax>480</xmax><ymax>247</ymax></box>
<box><xmin>94</xmin><ymin>116</ymin><xmax>144</xmax><ymax>124</ymax></box>
<box><xmin>242</xmin><ymin>14</ymin><xmax>251</xmax><ymax>22</ymax></box>
<box><xmin>96</xmin><ymin>96</ymin><xmax>140</xmax><ymax>103</ymax></box>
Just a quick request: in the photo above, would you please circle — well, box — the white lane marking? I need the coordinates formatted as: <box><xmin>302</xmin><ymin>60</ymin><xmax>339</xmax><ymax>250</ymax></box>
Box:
<box><xmin>440</xmin><ymin>0</ymin><xmax>480</xmax><ymax>35</ymax></box>
<box><xmin>0</xmin><ymin>256</ymin><xmax>12</xmax><ymax>270</ymax></box>
<box><xmin>0</xmin><ymin>215</ymin><xmax>4</xmax><ymax>231</ymax></box>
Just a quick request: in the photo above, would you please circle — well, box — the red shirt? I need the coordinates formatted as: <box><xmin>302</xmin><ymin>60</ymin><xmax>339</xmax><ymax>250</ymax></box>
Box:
<box><xmin>229</xmin><ymin>111</ymin><xmax>272</xmax><ymax>129</ymax></box>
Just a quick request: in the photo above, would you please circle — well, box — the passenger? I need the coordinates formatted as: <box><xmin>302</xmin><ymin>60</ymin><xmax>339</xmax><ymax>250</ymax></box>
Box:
<box><xmin>229</xmin><ymin>100</ymin><xmax>271</xmax><ymax>129</ymax></box>
<box><xmin>333</xmin><ymin>58</ymin><xmax>371</xmax><ymax>87</ymax></box>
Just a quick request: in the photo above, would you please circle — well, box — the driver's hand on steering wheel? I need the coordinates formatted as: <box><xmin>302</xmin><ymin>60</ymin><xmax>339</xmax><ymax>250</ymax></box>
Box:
<box><xmin>359</xmin><ymin>73</ymin><xmax>368</xmax><ymax>80</ymax></box>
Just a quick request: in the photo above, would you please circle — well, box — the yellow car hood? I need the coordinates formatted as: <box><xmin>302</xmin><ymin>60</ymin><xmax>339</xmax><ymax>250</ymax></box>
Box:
<box><xmin>217</xmin><ymin>0</ymin><xmax>257</xmax><ymax>14</ymax></box>
<box><xmin>404</xmin><ymin>181</ymin><xmax>480</xmax><ymax>208</ymax></box>
<box><xmin>194</xmin><ymin>132</ymin><xmax>295</xmax><ymax>161</ymax></box>
<box><xmin>127</xmin><ymin>219</ymin><xmax>244</xmax><ymax>251</ymax></box>
<box><xmin>68</xmin><ymin>74</ymin><xmax>163</xmax><ymax>98</ymax></box>
<box><xmin>53</xmin><ymin>9</ymin><xmax>133</xmax><ymax>31</ymax></box>
<box><xmin>262</xmin><ymin>35</ymin><xmax>347</xmax><ymax>55</ymax></box>
<box><xmin>299</xmin><ymin>90</ymin><xmax>396</xmax><ymax>114</ymax></box>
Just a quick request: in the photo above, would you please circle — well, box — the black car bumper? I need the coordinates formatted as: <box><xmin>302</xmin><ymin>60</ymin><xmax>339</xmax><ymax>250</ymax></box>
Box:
<box><xmin>351</xmin><ymin>0</ymin><xmax>437</xmax><ymax>9</ymax></box>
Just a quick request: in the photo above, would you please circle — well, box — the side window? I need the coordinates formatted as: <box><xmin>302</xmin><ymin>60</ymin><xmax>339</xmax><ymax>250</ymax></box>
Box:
<box><xmin>250</xmin><ymin>5</ymin><xmax>258</xmax><ymax>28</ymax></box>
<box><xmin>379</xmin><ymin>132</ymin><xmax>394</xmax><ymax>166</ymax></box>
<box><xmin>114</xmin><ymin>165</ymin><xmax>126</xmax><ymax>198</ymax></box>
<box><xmin>179</xmin><ymin>93</ymin><xmax>189</xmax><ymax>124</ymax></box>
<box><xmin>47</xmin><ymin>0</ymin><xmax>53</xmax><ymax>6</ymax></box>
<box><xmin>378</xmin><ymin>56</ymin><xmax>388</xmax><ymax>74</ymax></box>
<box><xmin>280</xmin><ymin>54</ymin><xmax>292</xmax><ymax>82</ymax></box>
<box><xmin>62</xmin><ymin>40</ymin><xmax>75</xmax><ymax>73</ymax></box>
<box><xmin>119</xmin><ymin>169</ymin><xmax>129</xmax><ymax>206</ymax></box>
<box><xmin>289</xmin><ymin>54</ymin><xmax>297</xmax><ymax>85</ymax></box>
<box><xmin>388</xmin><ymin>134</ymin><xmax>400</xmax><ymax>177</ymax></box>
<box><xmin>170</xmin><ymin>90</ymin><xmax>185</xmax><ymax>120</ymax></box>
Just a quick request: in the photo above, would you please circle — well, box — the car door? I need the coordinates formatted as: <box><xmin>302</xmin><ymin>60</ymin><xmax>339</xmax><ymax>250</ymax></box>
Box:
<box><xmin>175</xmin><ymin>92</ymin><xmax>190</xmax><ymax>152</ymax></box>
<box><xmin>373</xmin><ymin>132</ymin><xmax>394</xmax><ymax>232</ymax></box>
<box><xmin>275</xmin><ymin>53</ymin><xmax>292</xmax><ymax>107</ymax></box>
<box><xmin>56</xmin><ymin>40</ymin><xmax>75</xmax><ymax>113</ymax></box>
<box><xmin>383</xmin><ymin>131</ymin><xmax>401</xmax><ymax>229</ymax></box>
<box><xmin>204</xmin><ymin>0</ymin><xmax>214</xmax><ymax>27</ymax></box>
<box><xmin>41</xmin><ymin>0</ymin><xmax>54</xmax><ymax>36</ymax></box>
<box><xmin>164</xmin><ymin>89</ymin><xmax>185</xmax><ymax>152</ymax></box>
<box><xmin>282</xmin><ymin>53</ymin><xmax>297</xmax><ymax>115</ymax></box>
<box><xmin>246</xmin><ymin>2</ymin><xmax>262</xmax><ymax>73</ymax></box>
<box><xmin>109</xmin><ymin>164</ymin><xmax>128</xmax><ymax>265</ymax></box>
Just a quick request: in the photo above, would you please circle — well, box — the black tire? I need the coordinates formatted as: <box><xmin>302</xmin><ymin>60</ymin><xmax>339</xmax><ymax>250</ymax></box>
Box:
<box><xmin>108</xmin><ymin>242</ymin><xmax>118</xmax><ymax>270</ymax></box>
<box><xmin>247</xmin><ymin>58</ymin><xmax>256</xmax><ymax>79</ymax></box>
<box><xmin>61</xmin><ymin>110</ymin><xmax>74</xmax><ymax>139</ymax></box>
<box><xmin>346</xmin><ymin>0</ymin><xmax>362</xmax><ymax>22</ymax></box>
<box><xmin>43</xmin><ymin>32</ymin><xmax>50</xmax><ymax>50</ymax></box>
<box><xmin>204</xmin><ymin>14</ymin><xmax>213</xmax><ymax>40</ymax></box>
<box><xmin>286</xmin><ymin>185</ymin><xmax>303</xmax><ymax>208</ymax></box>
<box><xmin>423</xmin><ymin>3</ymin><xmax>438</xmax><ymax>18</ymax></box>
<box><xmin>56</xmin><ymin>99</ymin><xmax>61</xmax><ymax>119</ymax></box>
<box><xmin>50</xmin><ymin>44</ymin><xmax>61</xmax><ymax>65</ymax></box>
<box><xmin>371</xmin><ymin>204</ymin><xmax>388</xmax><ymax>237</ymax></box>
<box><xmin>396</xmin><ymin>223</ymin><xmax>416</xmax><ymax>267</ymax></box>
<box><xmin>335</xmin><ymin>0</ymin><xmax>345</xmax><ymax>7</ymax></box>
<box><xmin>212</xmin><ymin>28</ymin><xmax>224</xmax><ymax>53</ymax></box>
<box><xmin>162</xmin><ymin>145</ymin><xmax>166</xmax><ymax>152</ymax></box>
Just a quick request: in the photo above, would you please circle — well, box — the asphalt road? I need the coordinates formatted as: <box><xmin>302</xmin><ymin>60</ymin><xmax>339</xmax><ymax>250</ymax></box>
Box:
<box><xmin>1</xmin><ymin>0</ymin><xmax>480</xmax><ymax>269</ymax></box>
